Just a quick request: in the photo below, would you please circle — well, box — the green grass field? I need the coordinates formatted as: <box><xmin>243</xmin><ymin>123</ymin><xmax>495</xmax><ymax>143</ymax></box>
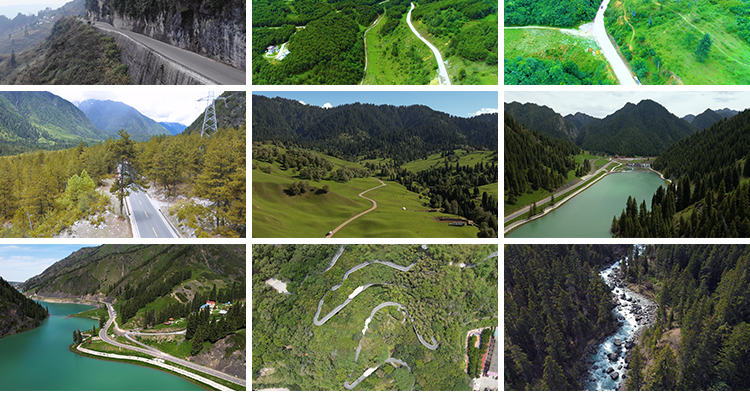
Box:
<box><xmin>363</xmin><ymin>10</ymin><xmax>437</xmax><ymax>85</ymax></box>
<box><xmin>504</xmin><ymin>28</ymin><xmax>618</xmax><ymax>84</ymax></box>
<box><xmin>253</xmin><ymin>158</ymin><xmax>479</xmax><ymax>237</ymax></box>
<box><xmin>605</xmin><ymin>0</ymin><xmax>750</xmax><ymax>84</ymax></box>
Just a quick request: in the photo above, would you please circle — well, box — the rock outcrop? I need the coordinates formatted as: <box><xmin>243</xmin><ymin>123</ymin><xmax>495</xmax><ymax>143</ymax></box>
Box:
<box><xmin>86</xmin><ymin>0</ymin><xmax>245</xmax><ymax>70</ymax></box>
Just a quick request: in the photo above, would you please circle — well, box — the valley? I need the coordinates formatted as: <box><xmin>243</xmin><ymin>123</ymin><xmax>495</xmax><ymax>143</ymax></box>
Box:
<box><xmin>0</xmin><ymin>91</ymin><xmax>246</xmax><ymax>238</ymax></box>
<box><xmin>252</xmin><ymin>0</ymin><xmax>497</xmax><ymax>84</ymax></box>
<box><xmin>506</xmin><ymin>244</ymin><xmax>750</xmax><ymax>391</ymax></box>
<box><xmin>504</xmin><ymin>91</ymin><xmax>750</xmax><ymax>237</ymax></box>
<box><xmin>0</xmin><ymin>244</ymin><xmax>247</xmax><ymax>390</ymax></box>
<box><xmin>252</xmin><ymin>93</ymin><xmax>498</xmax><ymax>238</ymax></box>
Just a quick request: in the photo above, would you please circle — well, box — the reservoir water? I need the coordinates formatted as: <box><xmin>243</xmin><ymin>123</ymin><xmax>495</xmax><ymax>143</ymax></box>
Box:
<box><xmin>0</xmin><ymin>301</ymin><xmax>204</xmax><ymax>390</ymax></box>
<box><xmin>507</xmin><ymin>171</ymin><xmax>665</xmax><ymax>238</ymax></box>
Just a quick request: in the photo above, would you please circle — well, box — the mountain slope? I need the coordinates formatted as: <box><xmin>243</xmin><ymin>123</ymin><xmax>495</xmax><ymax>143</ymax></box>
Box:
<box><xmin>78</xmin><ymin>99</ymin><xmax>168</xmax><ymax>141</ymax></box>
<box><xmin>0</xmin><ymin>277</ymin><xmax>48</xmax><ymax>339</ymax></box>
<box><xmin>254</xmin><ymin>95</ymin><xmax>497</xmax><ymax>162</ymax></box>
<box><xmin>564</xmin><ymin>112</ymin><xmax>599</xmax><ymax>132</ymax></box>
<box><xmin>504</xmin><ymin>101</ymin><xmax>580</xmax><ymax>142</ymax></box>
<box><xmin>21</xmin><ymin>244</ymin><xmax>246</xmax><ymax>299</ymax></box>
<box><xmin>184</xmin><ymin>91</ymin><xmax>246</xmax><ymax>136</ymax></box>
<box><xmin>0</xmin><ymin>91</ymin><xmax>104</xmax><ymax>155</ymax></box>
<box><xmin>690</xmin><ymin>108</ymin><xmax>738</xmax><ymax>130</ymax></box>
<box><xmin>578</xmin><ymin>99</ymin><xmax>696</xmax><ymax>156</ymax></box>
<box><xmin>159</xmin><ymin>122</ymin><xmax>187</xmax><ymax>135</ymax></box>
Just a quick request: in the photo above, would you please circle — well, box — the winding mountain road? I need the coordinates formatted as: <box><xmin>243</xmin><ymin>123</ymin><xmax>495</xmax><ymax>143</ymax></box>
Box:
<box><xmin>99</xmin><ymin>302</ymin><xmax>246</xmax><ymax>388</ymax></box>
<box><xmin>326</xmin><ymin>178</ymin><xmax>387</xmax><ymax>238</ymax></box>
<box><xmin>406</xmin><ymin>2</ymin><xmax>451</xmax><ymax>85</ymax></box>
<box><xmin>90</xmin><ymin>21</ymin><xmax>246</xmax><ymax>85</ymax></box>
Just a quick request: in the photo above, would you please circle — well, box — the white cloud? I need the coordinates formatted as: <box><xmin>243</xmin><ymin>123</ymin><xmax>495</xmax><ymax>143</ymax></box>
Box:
<box><xmin>298</xmin><ymin>100</ymin><xmax>307</xmax><ymax>105</ymax></box>
<box><xmin>322</xmin><ymin>103</ymin><xmax>333</xmax><ymax>109</ymax></box>
<box><xmin>468</xmin><ymin>108</ymin><xmax>498</xmax><ymax>117</ymax></box>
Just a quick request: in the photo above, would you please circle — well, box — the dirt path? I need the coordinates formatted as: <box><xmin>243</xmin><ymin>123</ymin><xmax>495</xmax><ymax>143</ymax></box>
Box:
<box><xmin>326</xmin><ymin>178</ymin><xmax>386</xmax><ymax>238</ymax></box>
<box><xmin>361</xmin><ymin>11</ymin><xmax>386</xmax><ymax>85</ymax></box>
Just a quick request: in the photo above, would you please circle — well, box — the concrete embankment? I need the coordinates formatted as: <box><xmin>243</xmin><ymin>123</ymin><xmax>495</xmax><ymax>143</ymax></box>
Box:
<box><xmin>76</xmin><ymin>344</ymin><xmax>232</xmax><ymax>391</ymax></box>
<box><xmin>91</xmin><ymin>24</ymin><xmax>212</xmax><ymax>84</ymax></box>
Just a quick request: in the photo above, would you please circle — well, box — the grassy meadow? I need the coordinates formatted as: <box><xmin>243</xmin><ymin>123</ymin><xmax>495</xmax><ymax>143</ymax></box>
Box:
<box><xmin>605</xmin><ymin>0</ymin><xmax>750</xmax><ymax>84</ymax></box>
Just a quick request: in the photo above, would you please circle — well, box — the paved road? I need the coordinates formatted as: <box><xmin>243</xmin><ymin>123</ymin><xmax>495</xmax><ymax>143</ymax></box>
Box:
<box><xmin>406</xmin><ymin>2</ymin><xmax>451</xmax><ymax>85</ymax></box>
<box><xmin>326</xmin><ymin>178</ymin><xmax>387</xmax><ymax>238</ymax></box>
<box><xmin>100</xmin><ymin>302</ymin><xmax>246</xmax><ymax>387</ymax></box>
<box><xmin>504</xmin><ymin>160</ymin><xmax>613</xmax><ymax>224</ymax></box>
<box><xmin>91</xmin><ymin>21</ymin><xmax>246</xmax><ymax>85</ymax></box>
<box><xmin>590</xmin><ymin>0</ymin><xmax>637</xmax><ymax>85</ymax></box>
<box><xmin>129</xmin><ymin>329</ymin><xmax>187</xmax><ymax>336</ymax></box>
<box><xmin>128</xmin><ymin>189</ymin><xmax>174</xmax><ymax>238</ymax></box>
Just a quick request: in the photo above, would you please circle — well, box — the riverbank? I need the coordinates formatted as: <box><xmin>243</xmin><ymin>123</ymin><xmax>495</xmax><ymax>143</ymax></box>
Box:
<box><xmin>582</xmin><ymin>261</ymin><xmax>658</xmax><ymax>390</ymax></box>
<box><xmin>29</xmin><ymin>295</ymin><xmax>101</xmax><ymax>306</ymax></box>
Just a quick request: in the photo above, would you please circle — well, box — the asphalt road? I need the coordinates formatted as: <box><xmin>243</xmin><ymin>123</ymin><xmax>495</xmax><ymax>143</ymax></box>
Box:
<box><xmin>100</xmin><ymin>302</ymin><xmax>246</xmax><ymax>387</ymax></box>
<box><xmin>406</xmin><ymin>2</ymin><xmax>451</xmax><ymax>85</ymax></box>
<box><xmin>128</xmin><ymin>190</ymin><xmax>173</xmax><ymax>238</ymax></box>
<box><xmin>92</xmin><ymin>21</ymin><xmax>246</xmax><ymax>85</ymax></box>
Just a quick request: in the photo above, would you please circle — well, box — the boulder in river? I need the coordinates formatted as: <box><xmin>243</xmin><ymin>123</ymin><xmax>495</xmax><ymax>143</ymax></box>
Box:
<box><xmin>611</xmin><ymin>372</ymin><xmax>619</xmax><ymax>380</ymax></box>
<box><xmin>608</xmin><ymin>353</ymin><xmax>618</xmax><ymax>362</ymax></box>
<box><xmin>614</xmin><ymin>338</ymin><xmax>622</xmax><ymax>346</ymax></box>
<box><xmin>606</xmin><ymin>367</ymin><xmax>614</xmax><ymax>374</ymax></box>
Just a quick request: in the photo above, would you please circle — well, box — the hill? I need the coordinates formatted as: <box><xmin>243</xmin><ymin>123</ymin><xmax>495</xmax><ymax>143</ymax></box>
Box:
<box><xmin>578</xmin><ymin>99</ymin><xmax>696</xmax><ymax>156</ymax></box>
<box><xmin>564</xmin><ymin>112</ymin><xmax>598</xmax><ymax>132</ymax></box>
<box><xmin>0</xmin><ymin>91</ymin><xmax>104</xmax><ymax>155</ymax></box>
<box><xmin>504</xmin><ymin>112</ymin><xmax>581</xmax><ymax>205</ymax></box>
<box><xmin>504</xmin><ymin>101</ymin><xmax>581</xmax><ymax>142</ymax></box>
<box><xmin>0</xmin><ymin>16</ymin><xmax>131</xmax><ymax>85</ymax></box>
<box><xmin>689</xmin><ymin>108</ymin><xmax>738</xmax><ymax>130</ymax></box>
<box><xmin>184</xmin><ymin>91</ymin><xmax>246</xmax><ymax>136</ymax></box>
<box><xmin>159</xmin><ymin>122</ymin><xmax>187</xmax><ymax>135</ymax></box>
<box><xmin>22</xmin><ymin>244</ymin><xmax>245</xmax><ymax>300</ymax></box>
<box><xmin>0</xmin><ymin>276</ymin><xmax>48</xmax><ymax>339</ymax></box>
<box><xmin>78</xmin><ymin>99</ymin><xmax>168</xmax><ymax>141</ymax></box>
<box><xmin>254</xmin><ymin>95</ymin><xmax>497</xmax><ymax>162</ymax></box>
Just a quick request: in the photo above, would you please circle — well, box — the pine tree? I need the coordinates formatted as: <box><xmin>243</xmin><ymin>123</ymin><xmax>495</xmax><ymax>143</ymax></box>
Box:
<box><xmin>109</xmin><ymin>130</ymin><xmax>137</xmax><ymax>216</ymax></box>
<box><xmin>626</xmin><ymin>345</ymin><xmax>645</xmax><ymax>390</ymax></box>
<box><xmin>541</xmin><ymin>355</ymin><xmax>569</xmax><ymax>390</ymax></box>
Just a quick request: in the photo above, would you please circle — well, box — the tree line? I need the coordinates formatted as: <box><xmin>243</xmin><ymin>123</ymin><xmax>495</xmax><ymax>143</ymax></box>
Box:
<box><xmin>505</xmin><ymin>56</ymin><xmax>616</xmax><ymax>85</ymax></box>
<box><xmin>505</xmin><ymin>244</ymin><xmax>627</xmax><ymax>390</ymax></box>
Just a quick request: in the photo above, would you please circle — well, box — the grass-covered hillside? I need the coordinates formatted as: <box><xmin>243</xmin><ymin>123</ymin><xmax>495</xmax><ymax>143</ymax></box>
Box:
<box><xmin>252</xmin><ymin>244</ymin><xmax>498</xmax><ymax>390</ymax></box>
<box><xmin>604</xmin><ymin>0</ymin><xmax>750</xmax><ymax>84</ymax></box>
<box><xmin>252</xmin><ymin>145</ymin><xmax>480</xmax><ymax>238</ymax></box>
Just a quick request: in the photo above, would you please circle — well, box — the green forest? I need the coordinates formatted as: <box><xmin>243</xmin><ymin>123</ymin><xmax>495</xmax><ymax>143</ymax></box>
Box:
<box><xmin>505</xmin><ymin>244</ymin><xmax>627</xmax><ymax>390</ymax></box>
<box><xmin>0</xmin><ymin>277</ymin><xmax>48</xmax><ymax>338</ymax></box>
<box><xmin>252</xmin><ymin>244</ymin><xmax>498</xmax><ymax>390</ymax></box>
<box><xmin>504</xmin><ymin>0</ymin><xmax>599</xmax><ymax>27</ymax></box>
<box><xmin>0</xmin><ymin>124</ymin><xmax>245</xmax><ymax>238</ymax></box>
<box><xmin>252</xmin><ymin>0</ymin><xmax>496</xmax><ymax>84</ymax></box>
<box><xmin>617</xmin><ymin>245</ymin><xmax>750</xmax><ymax>390</ymax></box>
<box><xmin>611</xmin><ymin>109</ymin><xmax>750</xmax><ymax>237</ymax></box>
<box><xmin>504</xmin><ymin>112</ymin><xmax>581</xmax><ymax>204</ymax></box>
<box><xmin>505</xmin><ymin>56</ymin><xmax>615</xmax><ymax>85</ymax></box>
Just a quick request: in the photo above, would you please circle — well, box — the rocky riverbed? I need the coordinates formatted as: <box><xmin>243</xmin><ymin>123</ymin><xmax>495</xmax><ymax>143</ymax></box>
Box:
<box><xmin>583</xmin><ymin>260</ymin><xmax>657</xmax><ymax>390</ymax></box>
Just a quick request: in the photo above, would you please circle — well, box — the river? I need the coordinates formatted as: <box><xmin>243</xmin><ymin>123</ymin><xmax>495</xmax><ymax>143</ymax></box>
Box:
<box><xmin>0</xmin><ymin>301</ymin><xmax>204</xmax><ymax>390</ymax></box>
<box><xmin>507</xmin><ymin>171</ymin><xmax>665</xmax><ymax>238</ymax></box>
<box><xmin>583</xmin><ymin>255</ymin><xmax>656</xmax><ymax>390</ymax></box>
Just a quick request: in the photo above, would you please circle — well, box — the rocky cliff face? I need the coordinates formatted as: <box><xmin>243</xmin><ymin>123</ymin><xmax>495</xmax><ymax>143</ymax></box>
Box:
<box><xmin>86</xmin><ymin>0</ymin><xmax>245</xmax><ymax>70</ymax></box>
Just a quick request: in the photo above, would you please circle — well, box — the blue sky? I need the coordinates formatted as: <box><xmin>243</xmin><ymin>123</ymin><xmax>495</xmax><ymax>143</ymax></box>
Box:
<box><xmin>254</xmin><ymin>91</ymin><xmax>499</xmax><ymax>118</ymax></box>
<box><xmin>0</xmin><ymin>245</ymin><xmax>99</xmax><ymax>282</ymax></box>
<box><xmin>0</xmin><ymin>1</ymin><xmax>69</xmax><ymax>17</ymax></box>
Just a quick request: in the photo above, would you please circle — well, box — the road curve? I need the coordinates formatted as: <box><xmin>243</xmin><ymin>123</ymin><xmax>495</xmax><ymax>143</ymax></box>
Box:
<box><xmin>99</xmin><ymin>302</ymin><xmax>246</xmax><ymax>387</ymax></box>
<box><xmin>326</xmin><ymin>178</ymin><xmax>387</xmax><ymax>238</ymax></box>
<box><xmin>76</xmin><ymin>344</ymin><xmax>232</xmax><ymax>391</ymax></box>
<box><xmin>591</xmin><ymin>0</ymin><xmax>637</xmax><ymax>84</ymax></box>
<box><xmin>406</xmin><ymin>2</ymin><xmax>451</xmax><ymax>85</ymax></box>
<box><xmin>91</xmin><ymin>21</ymin><xmax>246</xmax><ymax>85</ymax></box>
